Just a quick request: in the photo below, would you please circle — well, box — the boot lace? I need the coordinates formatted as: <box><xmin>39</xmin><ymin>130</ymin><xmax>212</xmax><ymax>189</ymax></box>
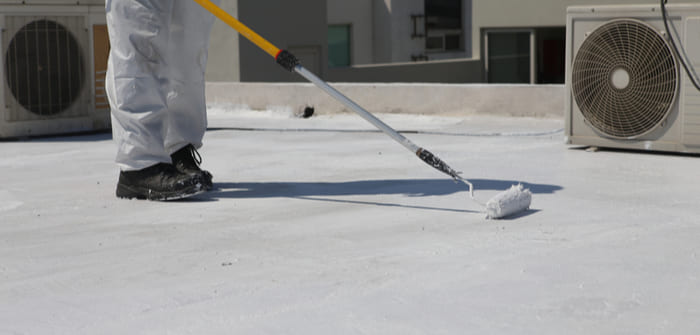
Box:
<box><xmin>188</xmin><ymin>145</ymin><xmax>203</xmax><ymax>167</ymax></box>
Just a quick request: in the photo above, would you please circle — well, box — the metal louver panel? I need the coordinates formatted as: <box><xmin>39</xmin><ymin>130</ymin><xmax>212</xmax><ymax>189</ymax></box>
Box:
<box><xmin>571</xmin><ymin>19</ymin><xmax>678</xmax><ymax>139</ymax></box>
<box><xmin>3</xmin><ymin>16</ymin><xmax>88</xmax><ymax>122</ymax></box>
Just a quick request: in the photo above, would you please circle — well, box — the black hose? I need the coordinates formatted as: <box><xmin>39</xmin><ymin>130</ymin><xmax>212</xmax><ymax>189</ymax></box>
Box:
<box><xmin>661</xmin><ymin>0</ymin><xmax>700</xmax><ymax>91</ymax></box>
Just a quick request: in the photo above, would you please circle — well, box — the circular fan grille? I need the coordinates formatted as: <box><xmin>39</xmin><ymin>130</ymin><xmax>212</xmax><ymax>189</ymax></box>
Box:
<box><xmin>572</xmin><ymin>19</ymin><xmax>678</xmax><ymax>139</ymax></box>
<box><xmin>5</xmin><ymin>19</ymin><xmax>85</xmax><ymax>116</ymax></box>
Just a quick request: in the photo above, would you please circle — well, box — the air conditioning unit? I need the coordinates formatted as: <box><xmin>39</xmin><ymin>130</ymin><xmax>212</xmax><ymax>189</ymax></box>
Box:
<box><xmin>0</xmin><ymin>1</ymin><xmax>110</xmax><ymax>138</ymax></box>
<box><xmin>565</xmin><ymin>4</ymin><xmax>700</xmax><ymax>153</ymax></box>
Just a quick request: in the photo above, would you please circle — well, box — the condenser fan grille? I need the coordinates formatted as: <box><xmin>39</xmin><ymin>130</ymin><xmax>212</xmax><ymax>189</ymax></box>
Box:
<box><xmin>572</xmin><ymin>19</ymin><xmax>678</xmax><ymax>139</ymax></box>
<box><xmin>5</xmin><ymin>19</ymin><xmax>86</xmax><ymax>117</ymax></box>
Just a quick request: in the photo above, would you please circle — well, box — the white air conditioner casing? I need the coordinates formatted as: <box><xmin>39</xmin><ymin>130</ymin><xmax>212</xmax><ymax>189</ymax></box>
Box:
<box><xmin>565</xmin><ymin>4</ymin><xmax>700</xmax><ymax>153</ymax></box>
<box><xmin>0</xmin><ymin>2</ymin><xmax>109</xmax><ymax>138</ymax></box>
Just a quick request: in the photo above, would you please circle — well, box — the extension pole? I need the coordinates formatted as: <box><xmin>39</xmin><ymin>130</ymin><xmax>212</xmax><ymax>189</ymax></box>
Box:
<box><xmin>193</xmin><ymin>0</ymin><xmax>470</xmax><ymax>190</ymax></box>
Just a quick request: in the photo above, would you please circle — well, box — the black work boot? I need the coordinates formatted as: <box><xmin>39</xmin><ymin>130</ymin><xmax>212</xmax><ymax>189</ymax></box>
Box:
<box><xmin>171</xmin><ymin>144</ymin><xmax>214</xmax><ymax>190</ymax></box>
<box><xmin>116</xmin><ymin>163</ymin><xmax>206</xmax><ymax>201</ymax></box>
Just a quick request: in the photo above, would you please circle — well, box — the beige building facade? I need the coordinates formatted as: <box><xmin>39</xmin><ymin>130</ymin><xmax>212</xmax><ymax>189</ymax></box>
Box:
<box><xmin>206</xmin><ymin>0</ymin><xmax>327</xmax><ymax>82</ymax></box>
<box><xmin>473</xmin><ymin>0</ymin><xmax>700</xmax><ymax>83</ymax></box>
<box><xmin>327</xmin><ymin>0</ymin><xmax>473</xmax><ymax>65</ymax></box>
<box><xmin>206</xmin><ymin>0</ymin><xmax>700</xmax><ymax>83</ymax></box>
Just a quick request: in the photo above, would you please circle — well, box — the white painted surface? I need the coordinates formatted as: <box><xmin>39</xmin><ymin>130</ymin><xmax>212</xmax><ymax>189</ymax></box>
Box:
<box><xmin>1</xmin><ymin>105</ymin><xmax>699</xmax><ymax>334</ymax></box>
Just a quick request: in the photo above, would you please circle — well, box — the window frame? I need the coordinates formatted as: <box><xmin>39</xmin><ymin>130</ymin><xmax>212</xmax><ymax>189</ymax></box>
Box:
<box><xmin>328</xmin><ymin>24</ymin><xmax>352</xmax><ymax>68</ymax></box>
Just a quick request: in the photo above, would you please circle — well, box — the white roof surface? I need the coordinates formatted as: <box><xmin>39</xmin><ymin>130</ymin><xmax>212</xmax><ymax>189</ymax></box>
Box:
<box><xmin>1</xmin><ymin>105</ymin><xmax>699</xmax><ymax>334</ymax></box>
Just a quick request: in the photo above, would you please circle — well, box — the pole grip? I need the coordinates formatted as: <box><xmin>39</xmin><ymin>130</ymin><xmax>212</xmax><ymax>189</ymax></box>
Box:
<box><xmin>416</xmin><ymin>148</ymin><xmax>461</xmax><ymax>180</ymax></box>
<box><xmin>275</xmin><ymin>50</ymin><xmax>300</xmax><ymax>72</ymax></box>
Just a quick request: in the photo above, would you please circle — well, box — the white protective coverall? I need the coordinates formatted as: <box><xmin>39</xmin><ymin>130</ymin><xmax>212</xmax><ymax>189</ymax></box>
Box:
<box><xmin>105</xmin><ymin>0</ymin><xmax>220</xmax><ymax>171</ymax></box>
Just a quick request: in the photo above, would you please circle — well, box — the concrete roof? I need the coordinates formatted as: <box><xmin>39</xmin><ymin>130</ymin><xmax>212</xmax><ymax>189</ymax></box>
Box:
<box><xmin>1</xmin><ymin>104</ymin><xmax>699</xmax><ymax>334</ymax></box>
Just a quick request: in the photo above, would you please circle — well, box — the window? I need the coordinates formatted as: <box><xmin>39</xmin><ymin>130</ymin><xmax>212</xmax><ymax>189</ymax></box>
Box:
<box><xmin>328</xmin><ymin>25</ymin><xmax>351</xmax><ymax>68</ymax></box>
<box><xmin>485</xmin><ymin>30</ymin><xmax>534</xmax><ymax>84</ymax></box>
<box><xmin>425</xmin><ymin>0</ymin><xmax>462</xmax><ymax>30</ymax></box>
<box><xmin>426</xmin><ymin>36</ymin><xmax>444</xmax><ymax>50</ymax></box>
<box><xmin>483</xmin><ymin>27</ymin><xmax>566</xmax><ymax>84</ymax></box>
<box><xmin>444</xmin><ymin>34</ymin><xmax>461</xmax><ymax>50</ymax></box>
<box><xmin>411</xmin><ymin>15</ymin><xmax>426</xmax><ymax>38</ymax></box>
<box><xmin>424</xmin><ymin>0</ymin><xmax>463</xmax><ymax>51</ymax></box>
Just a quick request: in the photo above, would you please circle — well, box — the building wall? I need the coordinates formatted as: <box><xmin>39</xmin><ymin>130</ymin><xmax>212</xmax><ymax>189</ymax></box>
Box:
<box><xmin>327</xmin><ymin>0</ymin><xmax>374</xmax><ymax>65</ymax></box>
<box><xmin>208</xmin><ymin>0</ymin><xmax>700</xmax><ymax>82</ymax></box>
<box><xmin>327</xmin><ymin>0</ymin><xmax>432</xmax><ymax>64</ymax></box>
<box><xmin>238</xmin><ymin>0</ymin><xmax>327</xmax><ymax>82</ymax></box>
<box><xmin>327</xmin><ymin>58</ymin><xmax>482</xmax><ymax>83</ymax></box>
<box><xmin>471</xmin><ymin>0</ymin><xmax>700</xmax><ymax>59</ymax></box>
<box><xmin>206</xmin><ymin>0</ymin><xmax>240</xmax><ymax>81</ymax></box>
<box><xmin>327</xmin><ymin>0</ymin><xmax>473</xmax><ymax>64</ymax></box>
<box><xmin>205</xmin><ymin>0</ymin><xmax>327</xmax><ymax>82</ymax></box>
<box><xmin>380</xmin><ymin>0</ymin><xmax>425</xmax><ymax>63</ymax></box>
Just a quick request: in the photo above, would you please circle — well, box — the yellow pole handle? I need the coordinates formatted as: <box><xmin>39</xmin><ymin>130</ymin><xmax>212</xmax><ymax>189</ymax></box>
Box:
<box><xmin>193</xmin><ymin>0</ymin><xmax>281</xmax><ymax>58</ymax></box>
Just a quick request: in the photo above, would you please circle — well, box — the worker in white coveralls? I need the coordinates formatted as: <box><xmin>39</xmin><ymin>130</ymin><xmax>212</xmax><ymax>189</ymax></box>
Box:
<box><xmin>105</xmin><ymin>0</ymin><xmax>220</xmax><ymax>200</ymax></box>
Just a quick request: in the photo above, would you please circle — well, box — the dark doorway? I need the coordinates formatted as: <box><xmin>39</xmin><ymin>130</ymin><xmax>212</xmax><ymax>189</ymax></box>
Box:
<box><xmin>483</xmin><ymin>26</ymin><xmax>565</xmax><ymax>84</ymax></box>
<box><xmin>536</xmin><ymin>27</ymin><xmax>565</xmax><ymax>84</ymax></box>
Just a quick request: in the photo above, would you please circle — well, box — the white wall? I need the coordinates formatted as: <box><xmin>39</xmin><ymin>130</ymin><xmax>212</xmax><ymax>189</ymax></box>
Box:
<box><xmin>206</xmin><ymin>82</ymin><xmax>564</xmax><ymax>117</ymax></box>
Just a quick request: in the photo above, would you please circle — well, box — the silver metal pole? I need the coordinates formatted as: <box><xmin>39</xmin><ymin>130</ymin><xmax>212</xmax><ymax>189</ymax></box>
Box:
<box><xmin>294</xmin><ymin>65</ymin><xmax>420</xmax><ymax>154</ymax></box>
<box><xmin>294</xmin><ymin>64</ymin><xmax>471</xmax><ymax>193</ymax></box>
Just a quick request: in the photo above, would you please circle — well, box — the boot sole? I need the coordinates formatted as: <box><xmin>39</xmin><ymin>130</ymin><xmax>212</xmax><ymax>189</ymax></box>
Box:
<box><xmin>116</xmin><ymin>182</ymin><xmax>207</xmax><ymax>201</ymax></box>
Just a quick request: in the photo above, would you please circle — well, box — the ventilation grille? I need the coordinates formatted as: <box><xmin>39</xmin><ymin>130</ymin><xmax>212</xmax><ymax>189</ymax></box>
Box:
<box><xmin>3</xmin><ymin>16</ymin><xmax>88</xmax><ymax>122</ymax></box>
<box><xmin>571</xmin><ymin>19</ymin><xmax>678</xmax><ymax>139</ymax></box>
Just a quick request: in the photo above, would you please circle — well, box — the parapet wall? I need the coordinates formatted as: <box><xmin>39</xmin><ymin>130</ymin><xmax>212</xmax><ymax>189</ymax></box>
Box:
<box><xmin>206</xmin><ymin>83</ymin><xmax>565</xmax><ymax>118</ymax></box>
